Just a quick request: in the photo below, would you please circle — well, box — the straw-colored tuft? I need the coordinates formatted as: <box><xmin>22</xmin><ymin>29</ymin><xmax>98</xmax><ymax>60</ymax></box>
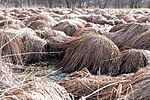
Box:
<box><xmin>59</xmin><ymin>66</ymin><xmax>150</xmax><ymax>100</ymax></box>
<box><xmin>58</xmin><ymin>34</ymin><xmax>120</xmax><ymax>74</ymax></box>
<box><xmin>109</xmin><ymin>49</ymin><xmax>150</xmax><ymax>76</ymax></box>
<box><xmin>108</xmin><ymin>23</ymin><xmax>150</xmax><ymax>50</ymax></box>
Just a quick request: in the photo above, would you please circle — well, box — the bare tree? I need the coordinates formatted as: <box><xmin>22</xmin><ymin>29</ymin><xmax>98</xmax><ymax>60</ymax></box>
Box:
<box><xmin>65</xmin><ymin>0</ymin><xmax>70</xmax><ymax>8</ymax></box>
<box><xmin>0</xmin><ymin>0</ymin><xmax>149</xmax><ymax>8</ymax></box>
<box><xmin>103</xmin><ymin>0</ymin><xmax>109</xmax><ymax>8</ymax></box>
<box><xmin>129</xmin><ymin>0</ymin><xmax>141</xmax><ymax>8</ymax></box>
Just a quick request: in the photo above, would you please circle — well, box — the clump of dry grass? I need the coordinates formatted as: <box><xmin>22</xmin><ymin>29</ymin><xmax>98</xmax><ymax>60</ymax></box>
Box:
<box><xmin>0</xmin><ymin>28</ymin><xmax>47</xmax><ymax>64</ymax></box>
<box><xmin>0</xmin><ymin>61</ymin><xmax>71</xmax><ymax>100</ymax></box>
<box><xmin>116</xmin><ymin>14</ymin><xmax>136</xmax><ymax>23</ymax></box>
<box><xmin>125</xmin><ymin>67</ymin><xmax>150</xmax><ymax>100</ymax></box>
<box><xmin>0</xmin><ymin>28</ymin><xmax>23</xmax><ymax>64</ymax></box>
<box><xmin>58</xmin><ymin>68</ymin><xmax>127</xmax><ymax>100</ymax></box>
<box><xmin>59</xmin><ymin>66</ymin><xmax>150</xmax><ymax>100</ymax></box>
<box><xmin>1</xmin><ymin>79</ymin><xmax>71</xmax><ymax>100</ymax></box>
<box><xmin>27</xmin><ymin>20</ymin><xmax>48</xmax><ymax>30</ymax></box>
<box><xmin>137</xmin><ymin>16</ymin><xmax>150</xmax><ymax>23</ymax></box>
<box><xmin>35</xmin><ymin>28</ymin><xmax>76</xmax><ymax>60</ymax></box>
<box><xmin>79</xmin><ymin>15</ymin><xmax>107</xmax><ymax>25</ymax></box>
<box><xmin>0</xmin><ymin>19</ymin><xmax>25</xmax><ymax>29</ymax></box>
<box><xmin>108</xmin><ymin>23</ymin><xmax>150</xmax><ymax>50</ymax></box>
<box><xmin>57</xmin><ymin>34</ymin><xmax>120</xmax><ymax>74</ymax></box>
<box><xmin>73</xmin><ymin>27</ymin><xmax>102</xmax><ymax>37</ymax></box>
<box><xmin>52</xmin><ymin>19</ymin><xmax>87</xmax><ymax>36</ymax></box>
<box><xmin>52</xmin><ymin>21</ymin><xmax>78</xmax><ymax>36</ymax></box>
<box><xmin>0</xmin><ymin>20</ymin><xmax>12</xmax><ymax>28</ymax></box>
<box><xmin>109</xmin><ymin>24</ymin><xmax>128</xmax><ymax>33</ymax></box>
<box><xmin>24</xmin><ymin>15</ymin><xmax>58</xmax><ymax>30</ymax></box>
<box><xmin>125</xmin><ymin>30</ymin><xmax>150</xmax><ymax>50</ymax></box>
<box><xmin>109</xmin><ymin>49</ymin><xmax>149</xmax><ymax>76</ymax></box>
<box><xmin>0</xmin><ymin>27</ymin><xmax>76</xmax><ymax>64</ymax></box>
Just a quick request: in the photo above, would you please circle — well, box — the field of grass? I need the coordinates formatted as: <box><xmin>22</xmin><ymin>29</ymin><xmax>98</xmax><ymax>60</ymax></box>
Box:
<box><xmin>0</xmin><ymin>7</ymin><xmax>150</xmax><ymax>100</ymax></box>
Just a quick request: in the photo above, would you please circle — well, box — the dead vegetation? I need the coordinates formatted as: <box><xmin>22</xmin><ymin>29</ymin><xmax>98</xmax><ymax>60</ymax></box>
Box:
<box><xmin>0</xmin><ymin>61</ymin><xmax>71</xmax><ymax>100</ymax></box>
<box><xmin>108</xmin><ymin>23</ymin><xmax>150</xmax><ymax>50</ymax></box>
<box><xmin>1</xmin><ymin>80</ymin><xmax>71</xmax><ymax>100</ymax></box>
<box><xmin>58</xmin><ymin>34</ymin><xmax>120</xmax><ymax>74</ymax></box>
<box><xmin>125</xmin><ymin>67</ymin><xmax>150</xmax><ymax>100</ymax></box>
<box><xmin>0</xmin><ymin>28</ymin><xmax>47</xmax><ymax>64</ymax></box>
<box><xmin>0</xmin><ymin>27</ymin><xmax>73</xmax><ymax>64</ymax></box>
<box><xmin>59</xmin><ymin>68</ymin><xmax>126</xmax><ymax>100</ymax></box>
<box><xmin>109</xmin><ymin>49</ymin><xmax>149</xmax><ymax>76</ymax></box>
<box><xmin>73</xmin><ymin>27</ymin><xmax>102</xmax><ymax>37</ymax></box>
<box><xmin>24</xmin><ymin>15</ymin><xmax>57</xmax><ymax>30</ymax></box>
<box><xmin>125</xmin><ymin>30</ymin><xmax>150</xmax><ymax>50</ymax></box>
<box><xmin>0</xmin><ymin>28</ymin><xmax>23</xmax><ymax>64</ymax></box>
<box><xmin>52</xmin><ymin>19</ymin><xmax>87</xmax><ymax>36</ymax></box>
<box><xmin>0</xmin><ymin>7</ymin><xmax>150</xmax><ymax>100</ymax></box>
<box><xmin>59</xmin><ymin>66</ymin><xmax>150</xmax><ymax>100</ymax></box>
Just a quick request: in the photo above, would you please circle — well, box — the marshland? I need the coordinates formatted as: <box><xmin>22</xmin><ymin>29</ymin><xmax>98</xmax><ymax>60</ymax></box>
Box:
<box><xmin>0</xmin><ymin>0</ymin><xmax>150</xmax><ymax>100</ymax></box>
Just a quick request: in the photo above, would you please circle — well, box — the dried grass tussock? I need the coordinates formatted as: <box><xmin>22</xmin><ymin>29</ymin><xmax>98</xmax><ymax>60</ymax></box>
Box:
<box><xmin>24</xmin><ymin>15</ymin><xmax>58</xmax><ymax>29</ymax></box>
<box><xmin>59</xmin><ymin>68</ymin><xmax>127</xmax><ymax>100</ymax></box>
<box><xmin>0</xmin><ymin>62</ymin><xmax>71</xmax><ymax>100</ymax></box>
<box><xmin>125</xmin><ymin>30</ymin><xmax>150</xmax><ymax>50</ymax></box>
<box><xmin>0</xmin><ymin>28</ymin><xmax>48</xmax><ymax>64</ymax></box>
<box><xmin>0</xmin><ymin>19</ymin><xmax>25</xmax><ymax>29</ymax></box>
<box><xmin>58</xmin><ymin>34</ymin><xmax>120</xmax><ymax>74</ymax></box>
<box><xmin>52</xmin><ymin>19</ymin><xmax>87</xmax><ymax>36</ymax></box>
<box><xmin>0</xmin><ymin>26</ymin><xmax>74</xmax><ymax>64</ymax></box>
<box><xmin>0</xmin><ymin>7</ymin><xmax>150</xmax><ymax>100</ymax></box>
<box><xmin>1</xmin><ymin>80</ymin><xmax>71</xmax><ymax>100</ymax></box>
<box><xmin>27</xmin><ymin>20</ymin><xmax>48</xmax><ymax>30</ymax></box>
<box><xmin>108</xmin><ymin>23</ymin><xmax>150</xmax><ymax>50</ymax></box>
<box><xmin>73</xmin><ymin>27</ymin><xmax>102</xmax><ymax>37</ymax></box>
<box><xmin>126</xmin><ymin>66</ymin><xmax>150</xmax><ymax>100</ymax></box>
<box><xmin>109</xmin><ymin>49</ymin><xmax>150</xmax><ymax>76</ymax></box>
<box><xmin>0</xmin><ymin>29</ymin><xmax>23</xmax><ymax>64</ymax></box>
<box><xmin>59</xmin><ymin>66</ymin><xmax>150</xmax><ymax>100</ymax></box>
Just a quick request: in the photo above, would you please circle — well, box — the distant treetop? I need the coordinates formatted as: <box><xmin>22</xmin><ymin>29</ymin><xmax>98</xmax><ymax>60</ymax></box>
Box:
<box><xmin>0</xmin><ymin>0</ymin><xmax>150</xmax><ymax>8</ymax></box>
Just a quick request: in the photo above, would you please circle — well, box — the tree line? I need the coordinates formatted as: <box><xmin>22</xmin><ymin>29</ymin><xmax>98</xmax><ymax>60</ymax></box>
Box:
<box><xmin>1</xmin><ymin>0</ymin><xmax>150</xmax><ymax>8</ymax></box>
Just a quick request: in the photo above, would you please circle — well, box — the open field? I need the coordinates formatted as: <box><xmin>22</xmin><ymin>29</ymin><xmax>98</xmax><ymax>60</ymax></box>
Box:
<box><xmin>0</xmin><ymin>7</ymin><xmax>150</xmax><ymax>100</ymax></box>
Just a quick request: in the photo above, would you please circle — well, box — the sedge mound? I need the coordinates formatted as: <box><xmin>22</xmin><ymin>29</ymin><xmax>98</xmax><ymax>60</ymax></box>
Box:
<box><xmin>52</xmin><ymin>19</ymin><xmax>87</xmax><ymax>36</ymax></box>
<box><xmin>0</xmin><ymin>19</ymin><xmax>24</xmax><ymax>29</ymax></box>
<box><xmin>1</xmin><ymin>80</ymin><xmax>71</xmax><ymax>100</ymax></box>
<box><xmin>58</xmin><ymin>68</ymin><xmax>127</xmax><ymax>100</ymax></box>
<box><xmin>109</xmin><ymin>24</ymin><xmax>128</xmax><ymax>33</ymax></box>
<box><xmin>59</xmin><ymin>66</ymin><xmax>150</xmax><ymax>100</ymax></box>
<box><xmin>24</xmin><ymin>15</ymin><xmax>57</xmax><ymax>28</ymax></box>
<box><xmin>126</xmin><ymin>66</ymin><xmax>150</xmax><ymax>100</ymax></box>
<box><xmin>125</xmin><ymin>30</ymin><xmax>150</xmax><ymax>51</ymax></box>
<box><xmin>109</xmin><ymin>49</ymin><xmax>150</xmax><ymax>76</ymax></box>
<box><xmin>0</xmin><ymin>28</ymin><xmax>23</xmax><ymax>64</ymax></box>
<box><xmin>0</xmin><ymin>28</ymin><xmax>47</xmax><ymax>64</ymax></box>
<box><xmin>57</xmin><ymin>34</ymin><xmax>120</xmax><ymax>74</ymax></box>
<box><xmin>108</xmin><ymin>23</ymin><xmax>150</xmax><ymax>50</ymax></box>
<box><xmin>0</xmin><ymin>27</ymin><xmax>75</xmax><ymax>65</ymax></box>
<box><xmin>0</xmin><ymin>62</ymin><xmax>71</xmax><ymax>100</ymax></box>
<box><xmin>73</xmin><ymin>27</ymin><xmax>102</xmax><ymax>37</ymax></box>
<box><xmin>27</xmin><ymin>20</ymin><xmax>48</xmax><ymax>30</ymax></box>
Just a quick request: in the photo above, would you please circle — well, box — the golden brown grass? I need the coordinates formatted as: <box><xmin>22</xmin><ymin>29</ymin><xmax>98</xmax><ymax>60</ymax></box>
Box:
<box><xmin>58</xmin><ymin>34</ymin><xmax>120</xmax><ymax>74</ymax></box>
